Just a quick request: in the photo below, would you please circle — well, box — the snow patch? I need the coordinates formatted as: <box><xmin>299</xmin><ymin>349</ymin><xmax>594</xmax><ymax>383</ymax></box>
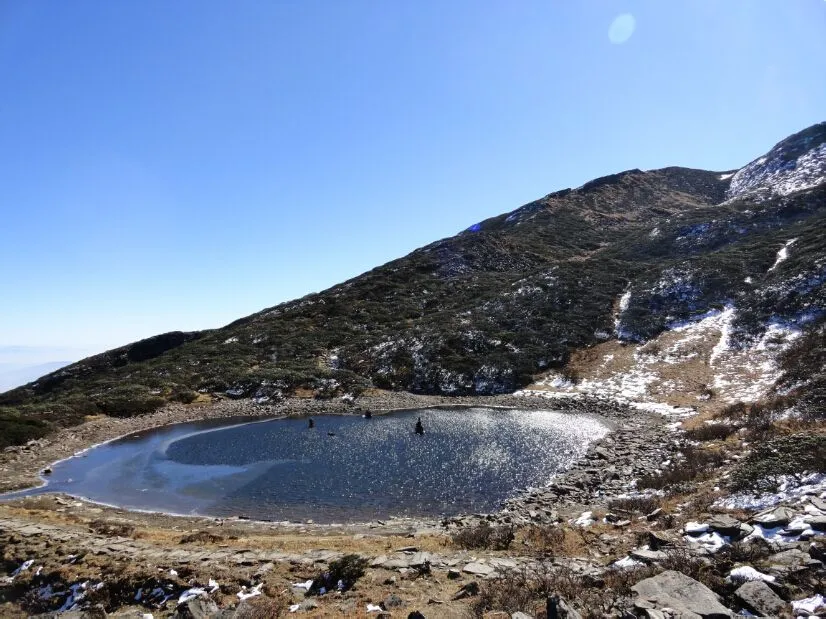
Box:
<box><xmin>792</xmin><ymin>594</ymin><xmax>825</xmax><ymax>614</ymax></box>
<box><xmin>237</xmin><ymin>583</ymin><xmax>263</xmax><ymax>601</ymax></box>
<box><xmin>716</xmin><ymin>472</ymin><xmax>826</xmax><ymax>511</ymax></box>
<box><xmin>728</xmin><ymin>566</ymin><xmax>775</xmax><ymax>583</ymax></box>
<box><xmin>727</xmin><ymin>141</ymin><xmax>826</xmax><ymax>201</ymax></box>
<box><xmin>767</xmin><ymin>238</ymin><xmax>797</xmax><ymax>273</ymax></box>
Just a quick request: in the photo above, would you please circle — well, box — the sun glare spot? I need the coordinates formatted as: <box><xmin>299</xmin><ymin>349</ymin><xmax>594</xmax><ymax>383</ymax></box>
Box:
<box><xmin>608</xmin><ymin>13</ymin><xmax>636</xmax><ymax>44</ymax></box>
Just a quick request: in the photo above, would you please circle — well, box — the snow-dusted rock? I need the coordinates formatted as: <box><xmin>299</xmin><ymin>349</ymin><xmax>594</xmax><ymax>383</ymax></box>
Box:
<box><xmin>734</xmin><ymin>580</ymin><xmax>788</xmax><ymax>617</ymax></box>
<box><xmin>751</xmin><ymin>506</ymin><xmax>795</xmax><ymax>528</ymax></box>
<box><xmin>631</xmin><ymin>570</ymin><xmax>733</xmax><ymax>617</ymax></box>
<box><xmin>706</xmin><ymin>514</ymin><xmax>743</xmax><ymax>538</ymax></box>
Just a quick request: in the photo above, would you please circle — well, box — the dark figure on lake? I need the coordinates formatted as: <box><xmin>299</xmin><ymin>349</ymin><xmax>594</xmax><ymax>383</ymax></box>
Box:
<box><xmin>308</xmin><ymin>418</ymin><xmax>315</xmax><ymax>429</ymax></box>
<box><xmin>363</xmin><ymin>410</ymin><xmax>372</xmax><ymax>419</ymax></box>
<box><xmin>414</xmin><ymin>417</ymin><xmax>424</xmax><ymax>435</ymax></box>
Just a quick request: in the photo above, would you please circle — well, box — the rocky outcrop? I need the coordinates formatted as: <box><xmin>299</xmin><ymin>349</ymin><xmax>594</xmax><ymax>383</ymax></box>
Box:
<box><xmin>734</xmin><ymin>580</ymin><xmax>788</xmax><ymax>616</ymax></box>
<box><xmin>631</xmin><ymin>570</ymin><xmax>733</xmax><ymax>617</ymax></box>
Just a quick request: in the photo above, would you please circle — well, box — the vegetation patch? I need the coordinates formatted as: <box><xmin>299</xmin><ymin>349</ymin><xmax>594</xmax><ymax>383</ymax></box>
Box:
<box><xmin>637</xmin><ymin>446</ymin><xmax>725</xmax><ymax>492</ymax></box>
<box><xmin>308</xmin><ymin>554</ymin><xmax>368</xmax><ymax>595</ymax></box>
<box><xmin>729</xmin><ymin>432</ymin><xmax>826</xmax><ymax>492</ymax></box>
<box><xmin>0</xmin><ymin>410</ymin><xmax>50</xmax><ymax>450</ymax></box>
<box><xmin>452</xmin><ymin>521</ymin><xmax>515</xmax><ymax>551</ymax></box>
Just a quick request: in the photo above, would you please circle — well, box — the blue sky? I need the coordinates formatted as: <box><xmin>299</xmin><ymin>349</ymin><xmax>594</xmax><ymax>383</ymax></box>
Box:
<box><xmin>1</xmin><ymin>1</ymin><xmax>825</xmax><ymax>361</ymax></box>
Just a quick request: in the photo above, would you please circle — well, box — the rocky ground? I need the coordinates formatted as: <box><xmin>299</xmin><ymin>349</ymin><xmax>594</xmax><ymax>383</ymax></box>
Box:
<box><xmin>1</xmin><ymin>394</ymin><xmax>824</xmax><ymax>618</ymax></box>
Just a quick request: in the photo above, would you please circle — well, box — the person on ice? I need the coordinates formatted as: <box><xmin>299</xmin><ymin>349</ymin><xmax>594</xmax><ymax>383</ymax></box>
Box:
<box><xmin>414</xmin><ymin>417</ymin><xmax>424</xmax><ymax>435</ymax></box>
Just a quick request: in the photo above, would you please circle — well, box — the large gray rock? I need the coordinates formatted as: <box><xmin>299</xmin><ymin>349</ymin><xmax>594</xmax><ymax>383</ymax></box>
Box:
<box><xmin>706</xmin><ymin>515</ymin><xmax>743</xmax><ymax>538</ymax></box>
<box><xmin>751</xmin><ymin>506</ymin><xmax>795</xmax><ymax>528</ymax></box>
<box><xmin>769</xmin><ymin>548</ymin><xmax>822</xmax><ymax>572</ymax></box>
<box><xmin>630</xmin><ymin>548</ymin><xmax>668</xmax><ymax>563</ymax></box>
<box><xmin>734</xmin><ymin>580</ymin><xmax>788</xmax><ymax>616</ymax></box>
<box><xmin>806</xmin><ymin>515</ymin><xmax>826</xmax><ymax>531</ymax></box>
<box><xmin>632</xmin><ymin>570</ymin><xmax>733</xmax><ymax>618</ymax></box>
<box><xmin>408</xmin><ymin>551</ymin><xmax>431</xmax><ymax>567</ymax></box>
<box><xmin>463</xmin><ymin>561</ymin><xmax>495</xmax><ymax>576</ymax></box>
<box><xmin>173</xmin><ymin>597</ymin><xmax>219</xmax><ymax>619</ymax></box>
<box><xmin>809</xmin><ymin>496</ymin><xmax>826</xmax><ymax>511</ymax></box>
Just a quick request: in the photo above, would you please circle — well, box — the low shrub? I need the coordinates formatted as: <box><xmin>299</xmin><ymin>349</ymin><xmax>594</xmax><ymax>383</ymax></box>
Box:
<box><xmin>521</xmin><ymin>525</ymin><xmax>567</xmax><ymax>557</ymax></box>
<box><xmin>608</xmin><ymin>495</ymin><xmax>663</xmax><ymax>516</ymax></box>
<box><xmin>452</xmin><ymin>521</ymin><xmax>515</xmax><ymax>551</ymax></box>
<box><xmin>308</xmin><ymin>554</ymin><xmax>368</xmax><ymax>595</ymax></box>
<box><xmin>729</xmin><ymin>433</ymin><xmax>826</xmax><ymax>492</ymax></box>
<box><xmin>684</xmin><ymin>423</ymin><xmax>737</xmax><ymax>442</ymax></box>
<box><xmin>234</xmin><ymin>595</ymin><xmax>287</xmax><ymax>619</ymax></box>
<box><xmin>473</xmin><ymin>568</ymin><xmax>537</xmax><ymax>616</ymax></box>
<box><xmin>179</xmin><ymin>530</ymin><xmax>224</xmax><ymax>544</ymax></box>
<box><xmin>0</xmin><ymin>410</ymin><xmax>50</xmax><ymax>450</ymax></box>
<box><xmin>473</xmin><ymin>563</ymin><xmax>657</xmax><ymax>618</ymax></box>
<box><xmin>88</xmin><ymin>520</ymin><xmax>135</xmax><ymax>538</ymax></box>
<box><xmin>637</xmin><ymin>446</ymin><xmax>725</xmax><ymax>492</ymax></box>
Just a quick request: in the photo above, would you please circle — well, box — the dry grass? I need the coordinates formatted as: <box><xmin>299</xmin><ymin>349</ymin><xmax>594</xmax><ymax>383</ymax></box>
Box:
<box><xmin>637</xmin><ymin>446</ymin><xmax>726</xmax><ymax>492</ymax></box>
<box><xmin>607</xmin><ymin>495</ymin><xmax>663</xmax><ymax>516</ymax></box>
<box><xmin>452</xmin><ymin>522</ymin><xmax>514</xmax><ymax>551</ymax></box>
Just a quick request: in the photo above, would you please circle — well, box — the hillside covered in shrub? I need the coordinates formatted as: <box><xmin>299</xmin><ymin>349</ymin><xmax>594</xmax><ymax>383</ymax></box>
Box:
<box><xmin>2</xmin><ymin>122</ymin><xmax>824</xmax><ymax>441</ymax></box>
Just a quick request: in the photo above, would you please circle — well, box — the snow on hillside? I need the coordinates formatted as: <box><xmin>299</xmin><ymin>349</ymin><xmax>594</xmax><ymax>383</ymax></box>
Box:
<box><xmin>726</xmin><ymin>127</ymin><xmax>826</xmax><ymax>201</ymax></box>
<box><xmin>767</xmin><ymin>238</ymin><xmax>797</xmax><ymax>272</ymax></box>
<box><xmin>516</xmin><ymin>305</ymin><xmax>802</xmax><ymax>412</ymax></box>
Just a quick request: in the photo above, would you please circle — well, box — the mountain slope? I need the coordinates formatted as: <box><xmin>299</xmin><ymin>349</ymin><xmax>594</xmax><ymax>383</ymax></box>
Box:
<box><xmin>2</xmin><ymin>122</ymin><xmax>824</xmax><ymax>433</ymax></box>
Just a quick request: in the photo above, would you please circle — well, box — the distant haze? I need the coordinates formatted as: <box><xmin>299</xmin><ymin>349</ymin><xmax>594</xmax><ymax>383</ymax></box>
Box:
<box><xmin>0</xmin><ymin>361</ymin><xmax>71</xmax><ymax>393</ymax></box>
<box><xmin>0</xmin><ymin>346</ymin><xmax>95</xmax><ymax>393</ymax></box>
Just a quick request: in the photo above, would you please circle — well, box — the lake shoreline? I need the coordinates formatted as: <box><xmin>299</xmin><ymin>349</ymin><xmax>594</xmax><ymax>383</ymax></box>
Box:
<box><xmin>6</xmin><ymin>406</ymin><xmax>612</xmax><ymax>524</ymax></box>
<box><xmin>0</xmin><ymin>391</ymin><xmax>629</xmax><ymax>500</ymax></box>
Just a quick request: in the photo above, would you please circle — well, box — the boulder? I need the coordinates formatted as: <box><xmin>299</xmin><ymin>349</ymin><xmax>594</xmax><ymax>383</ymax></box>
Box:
<box><xmin>809</xmin><ymin>541</ymin><xmax>826</xmax><ymax>562</ymax></box>
<box><xmin>408</xmin><ymin>552</ymin><xmax>431</xmax><ymax>567</ymax></box>
<box><xmin>751</xmin><ymin>506</ymin><xmax>795</xmax><ymax>528</ymax></box>
<box><xmin>647</xmin><ymin>530</ymin><xmax>678</xmax><ymax>549</ymax></box>
<box><xmin>632</xmin><ymin>570</ymin><xmax>733</xmax><ymax>618</ymax></box>
<box><xmin>734</xmin><ymin>580</ymin><xmax>788</xmax><ymax>616</ymax></box>
<box><xmin>173</xmin><ymin>597</ymin><xmax>219</xmax><ymax>619</ymax></box>
<box><xmin>706</xmin><ymin>514</ymin><xmax>743</xmax><ymax>538</ymax></box>
<box><xmin>646</xmin><ymin>508</ymin><xmax>663</xmax><ymax>521</ymax></box>
<box><xmin>463</xmin><ymin>561</ymin><xmax>495</xmax><ymax>576</ymax></box>
<box><xmin>806</xmin><ymin>515</ymin><xmax>826</xmax><ymax>531</ymax></box>
<box><xmin>768</xmin><ymin>548</ymin><xmax>822</xmax><ymax>571</ymax></box>
<box><xmin>809</xmin><ymin>496</ymin><xmax>826</xmax><ymax>511</ymax></box>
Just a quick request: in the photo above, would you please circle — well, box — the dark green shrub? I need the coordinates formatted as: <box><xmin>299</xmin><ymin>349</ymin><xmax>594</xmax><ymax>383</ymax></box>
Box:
<box><xmin>308</xmin><ymin>554</ymin><xmax>368</xmax><ymax>595</ymax></box>
<box><xmin>684</xmin><ymin>423</ymin><xmax>737</xmax><ymax>442</ymax></box>
<box><xmin>638</xmin><ymin>446</ymin><xmax>725</xmax><ymax>492</ymax></box>
<box><xmin>0</xmin><ymin>409</ymin><xmax>51</xmax><ymax>449</ymax></box>
<box><xmin>729</xmin><ymin>433</ymin><xmax>826</xmax><ymax>492</ymax></box>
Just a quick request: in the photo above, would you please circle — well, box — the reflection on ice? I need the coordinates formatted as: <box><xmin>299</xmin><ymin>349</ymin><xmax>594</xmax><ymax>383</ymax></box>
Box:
<box><xmin>3</xmin><ymin>408</ymin><xmax>608</xmax><ymax>523</ymax></box>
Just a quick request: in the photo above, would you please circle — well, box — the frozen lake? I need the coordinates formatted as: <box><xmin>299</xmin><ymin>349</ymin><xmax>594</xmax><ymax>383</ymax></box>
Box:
<box><xmin>2</xmin><ymin>407</ymin><xmax>609</xmax><ymax>523</ymax></box>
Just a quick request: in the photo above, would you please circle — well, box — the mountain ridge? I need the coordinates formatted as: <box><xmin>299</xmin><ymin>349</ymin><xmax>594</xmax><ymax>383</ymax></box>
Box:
<box><xmin>2</xmin><ymin>122</ymin><xmax>824</xmax><ymax>439</ymax></box>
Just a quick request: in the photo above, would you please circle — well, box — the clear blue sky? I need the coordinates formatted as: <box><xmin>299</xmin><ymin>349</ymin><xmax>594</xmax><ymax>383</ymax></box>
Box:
<box><xmin>1</xmin><ymin>1</ymin><xmax>825</xmax><ymax>359</ymax></box>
